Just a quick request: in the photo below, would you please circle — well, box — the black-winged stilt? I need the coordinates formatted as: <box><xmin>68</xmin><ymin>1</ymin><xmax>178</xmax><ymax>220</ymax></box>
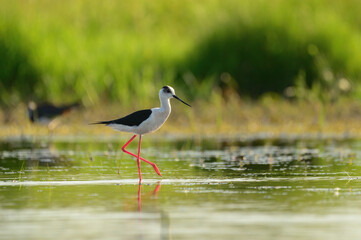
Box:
<box><xmin>27</xmin><ymin>101</ymin><xmax>80</xmax><ymax>128</ymax></box>
<box><xmin>91</xmin><ymin>86</ymin><xmax>191</xmax><ymax>181</ymax></box>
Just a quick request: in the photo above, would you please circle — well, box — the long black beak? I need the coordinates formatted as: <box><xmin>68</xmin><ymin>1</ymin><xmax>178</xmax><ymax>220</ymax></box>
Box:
<box><xmin>173</xmin><ymin>95</ymin><xmax>191</xmax><ymax>107</ymax></box>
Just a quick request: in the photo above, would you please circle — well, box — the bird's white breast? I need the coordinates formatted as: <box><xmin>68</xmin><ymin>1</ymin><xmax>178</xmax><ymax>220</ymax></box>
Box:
<box><xmin>136</xmin><ymin>108</ymin><xmax>170</xmax><ymax>134</ymax></box>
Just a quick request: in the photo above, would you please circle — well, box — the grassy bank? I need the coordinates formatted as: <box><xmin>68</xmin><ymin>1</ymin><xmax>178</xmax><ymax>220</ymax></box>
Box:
<box><xmin>2</xmin><ymin>0</ymin><xmax>361</xmax><ymax>137</ymax></box>
<box><xmin>1</xmin><ymin>93</ymin><xmax>361</xmax><ymax>138</ymax></box>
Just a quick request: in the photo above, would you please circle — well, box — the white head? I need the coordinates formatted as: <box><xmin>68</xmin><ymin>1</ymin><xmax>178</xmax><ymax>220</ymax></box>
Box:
<box><xmin>159</xmin><ymin>86</ymin><xmax>191</xmax><ymax>107</ymax></box>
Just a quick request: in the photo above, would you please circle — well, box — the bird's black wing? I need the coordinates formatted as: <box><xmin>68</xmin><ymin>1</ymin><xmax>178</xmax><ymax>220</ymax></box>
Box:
<box><xmin>92</xmin><ymin>109</ymin><xmax>152</xmax><ymax>127</ymax></box>
<box><xmin>36</xmin><ymin>102</ymin><xmax>80</xmax><ymax>118</ymax></box>
<box><xmin>37</xmin><ymin>104</ymin><xmax>65</xmax><ymax>117</ymax></box>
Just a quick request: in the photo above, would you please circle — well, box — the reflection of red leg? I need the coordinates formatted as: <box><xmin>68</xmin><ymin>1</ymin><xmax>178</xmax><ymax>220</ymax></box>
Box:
<box><xmin>153</xmin><ymin>181</ymin><xmax>161</xmax><ymax>196</ymax></box>
<box><xmin>121</xmin><ymin>135</ymin><xmax>162</xmax><ymax>176</ymax></box>
<box><xmin>138</xmin><ymin>183</ymin><xmax>141</xmax><ymax>212</ymax></box>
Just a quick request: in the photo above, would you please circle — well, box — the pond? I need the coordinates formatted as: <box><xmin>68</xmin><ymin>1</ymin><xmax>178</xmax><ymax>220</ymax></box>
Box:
<box><xmin>0</xmin><ymin>135</ymin><xmax>361</xmax><ymax>240</ymax></box>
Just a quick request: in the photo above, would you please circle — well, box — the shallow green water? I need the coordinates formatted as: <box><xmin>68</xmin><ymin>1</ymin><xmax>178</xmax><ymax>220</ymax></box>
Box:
<box><xmin>1</xmin><ymin>135</ymin><xmax>361</xmax><ymax>240</ymax></box>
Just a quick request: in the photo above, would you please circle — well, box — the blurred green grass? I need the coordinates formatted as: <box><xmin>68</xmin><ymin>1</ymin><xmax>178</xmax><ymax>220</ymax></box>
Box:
<box><xmin>1</xmin><ymin>0</ymin><xmax>361</xmax><ymax>108</ymax></box>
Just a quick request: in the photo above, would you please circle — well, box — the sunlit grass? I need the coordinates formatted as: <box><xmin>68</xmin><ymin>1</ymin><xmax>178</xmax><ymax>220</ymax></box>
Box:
<box><xmin>1</xmin><ymin>94</ymin><xmax>361</xmax><ymax>138</ymax></box>
<box><xmin>2</xmin><ymin>1</ymin><xmax>361</xmax><ymax>137</ymax></box>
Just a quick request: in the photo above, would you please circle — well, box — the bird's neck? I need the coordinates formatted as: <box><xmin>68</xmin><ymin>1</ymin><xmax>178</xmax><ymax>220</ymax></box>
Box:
<box><xmin>160</xmin><ymin>97</ymin><xmax>171</xmax><ymax>113</ymax></box>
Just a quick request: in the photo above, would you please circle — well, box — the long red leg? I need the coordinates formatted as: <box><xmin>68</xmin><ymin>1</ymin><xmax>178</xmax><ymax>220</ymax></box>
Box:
<box><xmin>122</xmin><ymin>134</ymin><xmax>137</xmax><ymax>150</ymax></box>
<box><xmin>121</xmin><ymin>135</ymin><xmax>162</xmax><ymax>176</ymax></box>
<box><xmin>136</xmin><ymin>135</ymin><xmax>142</xmax><ymax>181</ymax></box>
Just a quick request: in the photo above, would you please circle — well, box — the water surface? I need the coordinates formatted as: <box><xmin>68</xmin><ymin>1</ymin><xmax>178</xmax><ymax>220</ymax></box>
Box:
<box><xmin>1</xmin><ymin>135</ymin><xmax>361</xmax><ymax>240</ymax></box>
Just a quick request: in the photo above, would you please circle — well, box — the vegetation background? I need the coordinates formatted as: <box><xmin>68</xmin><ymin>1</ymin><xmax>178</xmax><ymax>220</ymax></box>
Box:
<box><xmin>1</xmin><ymin>0</ymin><xmax>361</xmax><ymax>135</ymax></box>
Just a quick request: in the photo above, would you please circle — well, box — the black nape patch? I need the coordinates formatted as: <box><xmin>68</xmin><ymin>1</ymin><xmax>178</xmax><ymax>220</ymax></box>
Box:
<box><xmin>162</xmin><ymin>86</ymin><xmax>171</xmax><ymax>93</ymax></box>
<box><xmin>93</xmin><ymin>109</ymin><xmax>152</xmax><ymax>127</ymax></box>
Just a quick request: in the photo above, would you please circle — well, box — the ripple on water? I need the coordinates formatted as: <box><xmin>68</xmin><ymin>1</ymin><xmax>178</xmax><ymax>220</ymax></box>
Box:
<box><xmin>1</xmin><ymin>137</ymin><xmax>361</xmax><ymax>240</ymax></box>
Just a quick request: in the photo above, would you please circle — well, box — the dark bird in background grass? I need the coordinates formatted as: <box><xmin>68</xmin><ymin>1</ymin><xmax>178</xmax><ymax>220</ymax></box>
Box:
<box><xmin>27</xmin><ymin>101</ymin><xmax>80</xmax><ymax>129</ymax></box>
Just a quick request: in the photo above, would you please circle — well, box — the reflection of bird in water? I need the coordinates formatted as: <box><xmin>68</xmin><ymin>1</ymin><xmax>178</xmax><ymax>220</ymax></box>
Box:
<box><xmin>122</xmin><ymin>182</ymin><xmax>162</xmax><ymax>212</ymax></box>
<box><xmin>136</xmin><ymin>182</ymin><xmax>170</xmax><ymax>240</ymax></box>
<box><xmin>27</xmin><ymin>101</ymin><xmax>79</xmax><ymax>129</ymax></box>
<box><xmin>134</xmin><ymin>181</ymin><xmax>171</xmax><ymax>239</ymax></box>
<box><xmin>131</xmin><ymin>182</ymin><xmax>169</xmax><ymax>240</ymax></box>
<box><xmin>91</xmin><ymin>86</ymin><xmax>191</xmax><ymax>182</ymax></box>
<box><xmin>137</xmin><ymin>182</ymin><xmax>161</xmax><ymax>212</ymax></box>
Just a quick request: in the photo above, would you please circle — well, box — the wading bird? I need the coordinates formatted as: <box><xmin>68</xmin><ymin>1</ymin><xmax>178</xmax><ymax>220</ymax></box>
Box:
<box><xmin>91</xmin><ymin>86</ymin><xmax>191</xmax><ymax>181</ymax></box>
<box><xmin>27</xmin><ymin>101</ymin><xmax>80</xmax><ymax>129</ymax></box>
